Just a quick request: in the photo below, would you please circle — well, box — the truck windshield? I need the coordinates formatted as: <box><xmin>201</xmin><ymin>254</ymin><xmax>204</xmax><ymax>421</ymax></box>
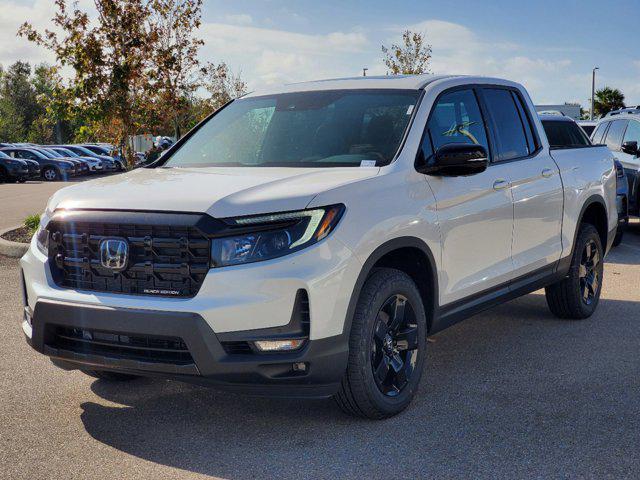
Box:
<box><xmin>162</xmin><ymin>89</ymin><xmax>420</xmax><ymax>168</ymax></box>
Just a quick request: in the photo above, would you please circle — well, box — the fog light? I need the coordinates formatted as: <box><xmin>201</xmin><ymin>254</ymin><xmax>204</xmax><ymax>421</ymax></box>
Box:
<box><xmin>253</xmin><ymin>339</ymin><xmax>306</xmax><ymax>352</ymax></box>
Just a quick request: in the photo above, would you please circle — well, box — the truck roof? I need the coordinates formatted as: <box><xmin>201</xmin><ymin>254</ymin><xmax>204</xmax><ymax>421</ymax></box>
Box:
<box><xmin>243</xmin><ymin>74</ymin><xmax>525</xmax><ymax>97</ymax></box>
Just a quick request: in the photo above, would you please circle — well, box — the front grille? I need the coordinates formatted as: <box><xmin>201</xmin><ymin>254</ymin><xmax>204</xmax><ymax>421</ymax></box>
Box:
<box><xmin>48</xmin><ymin>217</ymin><xmax>211</xmax><ymax>297</ymax></box>
<box><xmin>49</xmin><ymin>326</ymin><xmax>194</xmax><ymax>365</ymax></box>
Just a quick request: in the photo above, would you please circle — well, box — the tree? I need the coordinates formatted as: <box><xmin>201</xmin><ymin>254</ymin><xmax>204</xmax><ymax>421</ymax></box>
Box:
<box><xmin>0</xmin><ymin>61</ymin><xmax>39</xmax><ymax>141</ymax></box>
<box><xmin>147</xmin><ymin>0</ymin><xmax>205</xmax><ymax>139</ymax></box>
<box><xmin>382</xmin><ymin>30</ymin><xmax>432</xmax><ymax>75</ymax></box>
<box><xmin>201</xmin><ymin>61</ymin><xmax>247</xmax><ymax>112</ymax></box>
<box><xmin>19</xmin><ymin>0</ymin><xmax>157</xmax><ymax>162</ymax></box>
<box><xmin>593</xmin><ymin>87</ymin><xmax>625</xmax><ymax>118</ymax></box>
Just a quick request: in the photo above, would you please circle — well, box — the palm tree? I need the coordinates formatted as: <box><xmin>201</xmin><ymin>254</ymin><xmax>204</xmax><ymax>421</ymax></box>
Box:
<box><xmin>593</xmin><ymin>87</ymin><xmax>625</xmax><ymax>118</ymax></box>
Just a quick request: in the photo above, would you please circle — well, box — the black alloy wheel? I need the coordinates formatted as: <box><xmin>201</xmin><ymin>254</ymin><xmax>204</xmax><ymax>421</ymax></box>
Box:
<box><xmin>579</xmin><ymin>239</ymin><xmax>601</xmax><ymax>305</ymax></box>
<box><xmin>371</xmin><ymin>294</ymin><xmax>419</xmax><ymax>396</ymax></box>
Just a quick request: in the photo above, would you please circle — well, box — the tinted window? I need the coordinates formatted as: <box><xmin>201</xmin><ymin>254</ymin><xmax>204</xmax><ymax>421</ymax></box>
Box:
<box><xmin>604</xmin><ymin>120</ymin><xmax>629</xmax><ymax>151</ymax></box>
<box><xmin>542</xmin><ymin>120</ymin><xmax>591</xmax><ymax>148</ymax></box>
<box><xmin>591</xmin><ymin>122</ymin><xmax>609</xmax><ymax>144</ymax></box>
<box><xmin>512</xmin><ymin>92</ymin><xmax>537</xmax><ymax>152</ymax></box>
<box><xmin>483</xmin><ymin>88</ymin><xmax>529</xmax><ymax>161</ymax></box>
<box><xmin>622</xmin><ymin>120</ymin><xmax>640</xmax><ymax>144</ymax></box>
<box><xmin>421</xmin><ymin>88</ymin><xmax>489</xmax><ymax>162</ymax></box>
<box><xmin>164</xmin><ymin>90</ymin><xmax>420</xmax><ymax>168</ymax></box>
<box><xmin>580</xmin><ymin>125</ymin><xmax>596</xmax><ymax>136</ymax></box>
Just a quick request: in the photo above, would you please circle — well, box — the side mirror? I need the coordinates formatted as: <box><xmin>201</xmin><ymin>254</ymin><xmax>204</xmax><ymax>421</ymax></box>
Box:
<box><xmin>418</xmin><ymin>143</ymin><xmax>489</xmax><ymax>176</ymax></box>
<box><xmin>621</xmin><ymin>140</ymin><xmax>638</xmax><ymax>156</ymax></box>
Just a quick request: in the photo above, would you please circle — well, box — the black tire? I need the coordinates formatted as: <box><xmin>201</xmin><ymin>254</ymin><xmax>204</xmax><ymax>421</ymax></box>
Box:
<box><xmin>42</xmin><ymin>166</ymin><xmax>59</xmax><ymax>182</ymax></box>
<box><xmin>334</xmin><ymin>268</ymin><xmax>427</xmax><ymax>419</ymax></box>
<box><xmin>0</xmin><ymin>167</ymin><xmax>7</xmax><ymax>183</ymax></box>
<box><xmin>545</xmin><ymin>223</ymin><xmax>604</xmax><ymax>319</ymax></box>
<box><xmin>81</xmin><ymin>369</ymin><xmax>140</xmax><ymax>381</ymax></box>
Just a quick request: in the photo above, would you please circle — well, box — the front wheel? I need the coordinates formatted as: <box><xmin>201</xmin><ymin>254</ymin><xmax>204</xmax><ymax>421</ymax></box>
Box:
<box><xmin>334</xmin><ymin>268</ymin><xmax>427</xmax><ymax>419</ymax></box>
<box><xmin>42</xmin><ymin>167</ymin><xmax>59</xmax><ymax>181</ymax></box>
<box><xmin>545</xmin><ymin>223</ymin><xmax>604</xmax><ymax>319</ymax></box>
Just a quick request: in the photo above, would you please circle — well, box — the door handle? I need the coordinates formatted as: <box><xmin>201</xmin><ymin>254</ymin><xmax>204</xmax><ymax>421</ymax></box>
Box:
<box><xmin>541</xmin><ymin>168</ymin><xmax>554</xmax><ymax>178</ymax></box>
<box><xmin>493</xmin><ymin>179</ymin><xmax>509</xmax><ymax>190</ymax></box>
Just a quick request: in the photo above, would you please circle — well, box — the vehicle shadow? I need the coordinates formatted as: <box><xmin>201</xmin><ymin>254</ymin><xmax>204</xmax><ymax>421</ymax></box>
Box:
<box><xmin>81</xmin><ymin>293</ymin><xmax>640</xmax><ymax>479</ymax></box>
<box><xmin>607</xmin><ymin>219</ymin><xmax>640</xmax><ymax>265</ymax></box>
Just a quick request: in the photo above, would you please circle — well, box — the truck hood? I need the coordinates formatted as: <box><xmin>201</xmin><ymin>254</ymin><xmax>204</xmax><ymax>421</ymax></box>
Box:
<box><xmin>47</xmin><ymin>166</ymin><xmax>380</xmax><ymax>218</ymax></box>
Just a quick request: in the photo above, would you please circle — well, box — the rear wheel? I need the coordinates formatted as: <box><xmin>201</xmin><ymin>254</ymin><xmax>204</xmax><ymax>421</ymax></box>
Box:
<box><xmin>334</xmin><ymin>268</ymin><xmax>427</xmax><ymax>419</ymax></box>
<box><xmin>545</xmin><ymin>223</ymin><xmax>604</xmax><ymax>319</ymax></box>
<box><xmin>81</xmin><ymin>369</ymin><xmax>140</xmax><ymax>381</ymax></box>
<box><xmin>42</xmin><ymin>166</ymin><xmax>59</xmax><ymax>181</ymax></box>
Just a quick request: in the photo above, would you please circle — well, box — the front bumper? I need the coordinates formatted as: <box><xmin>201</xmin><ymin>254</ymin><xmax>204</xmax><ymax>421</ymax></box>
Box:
<box><xmin>23</xmin><ymin>300</ymin><xmax>348</xmax><ymax>397</ymax></box>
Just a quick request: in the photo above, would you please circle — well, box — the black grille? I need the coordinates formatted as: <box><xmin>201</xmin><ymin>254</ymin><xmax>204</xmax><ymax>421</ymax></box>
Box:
<box><xmin>49</xmin><ymin>326</ymin><xmax>194</xmax><ymax>365</ymax></box>
<box><xmin>48</xmin><ymin>218</ymin><xmax>211</xmax><ymax>297</ymax></box>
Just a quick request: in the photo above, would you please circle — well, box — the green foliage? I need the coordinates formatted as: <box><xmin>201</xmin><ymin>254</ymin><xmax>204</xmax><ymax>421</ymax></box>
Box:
<box><xmin>593</xmin><ymin>87</ymin><xmax>625</xmax><ymax>118</ymax></box>
<box><xmin>24</xmin><ymin>214</ymin><xmax>40</xmax><ymax>234</ymax></box>
<box><xmin>382</xmin><ymin>30</ymin><xmax>432</xmax><ymax>75</ymax></box>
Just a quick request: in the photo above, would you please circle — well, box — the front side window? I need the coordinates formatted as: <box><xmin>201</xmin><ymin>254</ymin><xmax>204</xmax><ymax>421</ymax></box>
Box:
<box><xmin>163</xmin><ymin>89</ymin><xmax>420</xmax><ymax>168</ymax></box>
<box><xmin>604</xmin><ymin>120</ymin><xmax>629</xmax><ymax>151</ymax></box>
<box><xmin>420</xmin><ymin>88</ymin><xmax>489</xmax><ymax>162</ymax></box>
<box><xmin>622</xmin><ymin>120</ymin><xmax>640</xmax><ymax>145</ymax></box>
<box><xmin>482</xmin><ymin>88</ymin><xmax>530</xmax><ymax>161</ymax></box>
<box><xmin>542</xmin><ymin>120</ymin><xmax>591</xmax><ymax>148</ymax></box>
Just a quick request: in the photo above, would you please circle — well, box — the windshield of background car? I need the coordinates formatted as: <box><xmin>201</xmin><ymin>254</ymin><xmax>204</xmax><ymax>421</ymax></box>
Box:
<box><xmin>162</xmin><ymin>89</ymin><xmax>420</xmax><ymax>168</ymax></box>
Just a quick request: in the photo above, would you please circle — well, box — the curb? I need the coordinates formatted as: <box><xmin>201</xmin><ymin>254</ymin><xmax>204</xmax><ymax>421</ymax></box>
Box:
<box><xmin>0</xmin><ymin>225</ymin><xmax>30</xmax><ymax>258</ymax></box>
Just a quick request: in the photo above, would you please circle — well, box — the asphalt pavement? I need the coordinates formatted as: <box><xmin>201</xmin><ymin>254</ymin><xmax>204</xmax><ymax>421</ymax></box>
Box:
<box><xmin>0</xmin><ymin>219</ymin><xmax>639</xmax><ymax>479</ymax></box>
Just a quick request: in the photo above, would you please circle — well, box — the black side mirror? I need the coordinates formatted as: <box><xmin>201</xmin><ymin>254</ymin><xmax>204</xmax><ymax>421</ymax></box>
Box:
<box><xmin>621</xmin><ymin>140</ymin><xmax>639</xmax><ymax>156</ymax></box>
<box><xmin>418</xmin><ymin>143</ymin><xmax>488</xmax><ymax>176</ymax></box>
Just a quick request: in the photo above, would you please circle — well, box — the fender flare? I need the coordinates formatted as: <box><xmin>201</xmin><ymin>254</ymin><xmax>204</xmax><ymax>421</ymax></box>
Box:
<box><xmin>570</xmin><ymin>194</ymin><xmax>609</xmax><ymax>256</ymax></box>
<box><xmin>341</xmin><ymin>236</ymin><xmax>439</xmax><ymax>337</ymax></box>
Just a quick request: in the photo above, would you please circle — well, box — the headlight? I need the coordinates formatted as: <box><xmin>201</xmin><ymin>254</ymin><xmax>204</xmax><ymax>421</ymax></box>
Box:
<box><xmin>35</xmin><ymin>209</ymin><xmax>51</xmax><ymax>255</ymax></box>
<box><xmin>211</xmin><ymin>205</ymin><xmax>344</xmax><ymax>267</ymax></box>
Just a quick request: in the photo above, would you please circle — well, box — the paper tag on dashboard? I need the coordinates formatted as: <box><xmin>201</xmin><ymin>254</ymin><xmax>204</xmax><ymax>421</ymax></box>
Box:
<box><xmin>360</xmin><ymin>160</ymin><xmax>377</xmax><ymax>167</ymax></box>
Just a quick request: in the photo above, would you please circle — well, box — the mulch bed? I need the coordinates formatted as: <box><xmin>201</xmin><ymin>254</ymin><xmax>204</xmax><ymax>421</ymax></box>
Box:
<box><xmin>1</xmin><ymin>226</ymin><xmax>33</xmax><ymax>244</ymax></box>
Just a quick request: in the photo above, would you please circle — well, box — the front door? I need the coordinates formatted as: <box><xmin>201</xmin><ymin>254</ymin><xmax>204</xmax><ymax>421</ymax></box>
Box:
<box><xmin>420</xmin><ymin>88</ymin><xmax>515</xmax><ymax>306</ymax></box>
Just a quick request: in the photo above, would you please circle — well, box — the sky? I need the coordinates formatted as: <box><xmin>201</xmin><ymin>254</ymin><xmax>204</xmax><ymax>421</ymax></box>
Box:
<box><xmin>1</xmin><ymin>0</ymin><xmax>639</xmax><ymax>107</ymax></box>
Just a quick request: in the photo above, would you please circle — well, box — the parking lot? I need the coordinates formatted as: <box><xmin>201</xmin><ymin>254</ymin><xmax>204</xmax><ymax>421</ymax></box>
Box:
<box><xmin>1</xmin><ymin>181</ymin><xmax>639</xmax><ymax>479</ymax></box>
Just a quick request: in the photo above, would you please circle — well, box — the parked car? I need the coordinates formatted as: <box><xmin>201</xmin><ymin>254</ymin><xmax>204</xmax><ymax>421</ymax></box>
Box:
<box><xmin>53</xmin><ymin>145</ymin><xmax>117</xmax><ymax>171</ymax></box>
<box><xmin>80</xmin><ymin>144</ymin><xmax>125</xmax><ymax>171</ymax></box>
<box><xmin>541</xmin><ymin>114</ymin><xmax>628</xmax><ymax>246</ymax></box>
<box><xmin>47</xmin><ymin>147</ymin><xmax>103</xmax><ymax>173</ymax></box>
<box><xmin>34</xmin><ymin>147</ymin><xmax>88</xmax><ymax>176</ymax></box>
<box><xmin>21</xmin><ymin>158</ymin><xmax>42</xmax><ymax>179</ymax></box>
<box><xmin>591</xmin><ymin>112</ymin><xmax>640</xmax><ymax>219</ymax></box>
<box><xmin>22</xmin><ymin>75</ymin><xmax>617</xmax><ymax>419</ymax></box>
<box><xmin>577</xmin><ymin>120</ymin><xmax>597</xmax><ymax>137</ymax></box>
<box><xmin>0</xmin><ymin>147</ymin><xmax>75</xmax><ymax>181</ymax></box>
<box><xmin>0</xmin><ymin>151</ymin><xmax>29</xmax><ymax>183</ymax></box>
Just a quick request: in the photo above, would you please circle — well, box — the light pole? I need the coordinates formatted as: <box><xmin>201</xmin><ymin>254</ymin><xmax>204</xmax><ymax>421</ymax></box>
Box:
<box><xmin>591</xmin><ymin>67</ymin><xmax>599</xmax><ymax>120</ymax></box>
<box><xmin>362</xmin><ymin>67</ymin><xmax>368</xmax><ymax>77</ymax></box>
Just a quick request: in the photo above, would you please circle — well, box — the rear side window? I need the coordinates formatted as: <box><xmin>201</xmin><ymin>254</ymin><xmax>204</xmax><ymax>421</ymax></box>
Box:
<box><xmin>604</xmin><ymin>120</ymin><xmax>629</xmax><ymax>151</ymax></box>
<box><xmin>542</xmin><ymin>120</ymin><xmax>591</xmax><ymax>148</ymax></box>
<box><xmin>420</xmin><ymin>88</ymin><xmax>489</xmax><ymax>162</ymax></box>
<box><xmin>591</xmin><ymin>122</ymin><xmax>609</xmax><ymax>144</ymax></box>
<box><xmin>482</xmin><ymin>88</ymin><xmax>530</xmax><ymax>161</ymax></box>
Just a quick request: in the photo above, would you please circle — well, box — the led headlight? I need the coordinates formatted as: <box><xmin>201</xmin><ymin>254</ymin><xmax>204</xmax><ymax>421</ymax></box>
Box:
<box><xmin>211</xmin><ymin>204</ymin><xmax>344</xmax><ymax>267</ymax></box>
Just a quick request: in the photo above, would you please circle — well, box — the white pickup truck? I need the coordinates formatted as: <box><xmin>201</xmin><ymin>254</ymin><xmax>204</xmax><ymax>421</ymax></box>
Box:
<box><xmin>20</xmin><ymin>75</ymin><xmax>617</xmax><ymax>419</ymax></box>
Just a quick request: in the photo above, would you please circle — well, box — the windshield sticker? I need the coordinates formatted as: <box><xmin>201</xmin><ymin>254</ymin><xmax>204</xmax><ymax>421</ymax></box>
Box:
<box><xmin>406</xmin><ymin>105</ymin><xmax>414</xmax><ymax>115</ymax></box>
<box><xmin>360</xmin><ymin>160</ymin><xmax>377</xmax><ymax>167</ymax></box>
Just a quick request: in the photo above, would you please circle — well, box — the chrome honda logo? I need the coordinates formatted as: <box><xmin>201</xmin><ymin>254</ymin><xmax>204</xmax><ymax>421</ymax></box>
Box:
<box><xmin>99</xmin><ymin>238</ymin><xmax>129</xmax><ymax>271</ymax></box>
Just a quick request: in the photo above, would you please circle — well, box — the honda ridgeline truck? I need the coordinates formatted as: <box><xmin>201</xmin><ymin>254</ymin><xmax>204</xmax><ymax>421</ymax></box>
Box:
<box><xmin>20</xmin><ymin>75</ymin><xmax>617</xmax><ymax>418</ymax></box>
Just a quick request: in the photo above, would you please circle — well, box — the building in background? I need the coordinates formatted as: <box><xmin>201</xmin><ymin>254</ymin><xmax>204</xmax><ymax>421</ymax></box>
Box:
<box><xmin>535</xmin><ymin>103</ymin><xmax>581</xmax><ymax>120</ymax></box>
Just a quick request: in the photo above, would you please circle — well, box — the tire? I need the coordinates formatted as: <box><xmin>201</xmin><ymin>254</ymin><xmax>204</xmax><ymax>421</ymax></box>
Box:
<box><xmin>545</xmin><ymin>223</ymin><xmax>604</xmax><ymax>319</ymax></box>
<box><xmin>0</xmin><ymin>167</ymin><xmax>6</xmax><ymax>183</ymax></box>
<box><xmin>81</xmin><ymin>370</ymin><xmax>140</xmax><ymax>381</ymax></box>
<box><xmin>334</xmin><ymin>268</ymin><xmax>427</xmax><ymax>419</ymax></box>
<box><xmin>17</xmin><ymin>177</ymin><xmax>27</xmax><ymax>183</ymax></box>
<box><xmin>42</xmin><ymin>166</ymin><xmax>59</xmax><ymax>181</ymax></box>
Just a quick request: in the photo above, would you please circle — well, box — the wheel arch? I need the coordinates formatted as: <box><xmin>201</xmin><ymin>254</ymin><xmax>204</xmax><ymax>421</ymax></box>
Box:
<box><xmin>342</xmin><ymin>237</ymin><xmax>439</xmax><ymax>337</ymax></box>
<box><xmin>576</xmin><ymin>194</ymin><xmax>609</xmax><ymax>251</ymax></box>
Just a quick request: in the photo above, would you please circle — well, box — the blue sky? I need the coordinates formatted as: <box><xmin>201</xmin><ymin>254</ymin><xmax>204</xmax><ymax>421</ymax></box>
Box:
<box><xmin>2</xmin><ymin>0</ymin><xmax>639</xmax><ymax>106</ymax></box>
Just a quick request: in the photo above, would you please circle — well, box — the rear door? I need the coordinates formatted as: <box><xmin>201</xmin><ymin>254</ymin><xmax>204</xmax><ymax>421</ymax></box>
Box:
<box><xmin>480</xmin><ymin>87</ymin><xmax>564</xmax><ymax>277</ymax></box>
<box><xmin>617</xmin><ymin>119</ymin><xmax>640</xmax><ymax>210</ymax></box>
